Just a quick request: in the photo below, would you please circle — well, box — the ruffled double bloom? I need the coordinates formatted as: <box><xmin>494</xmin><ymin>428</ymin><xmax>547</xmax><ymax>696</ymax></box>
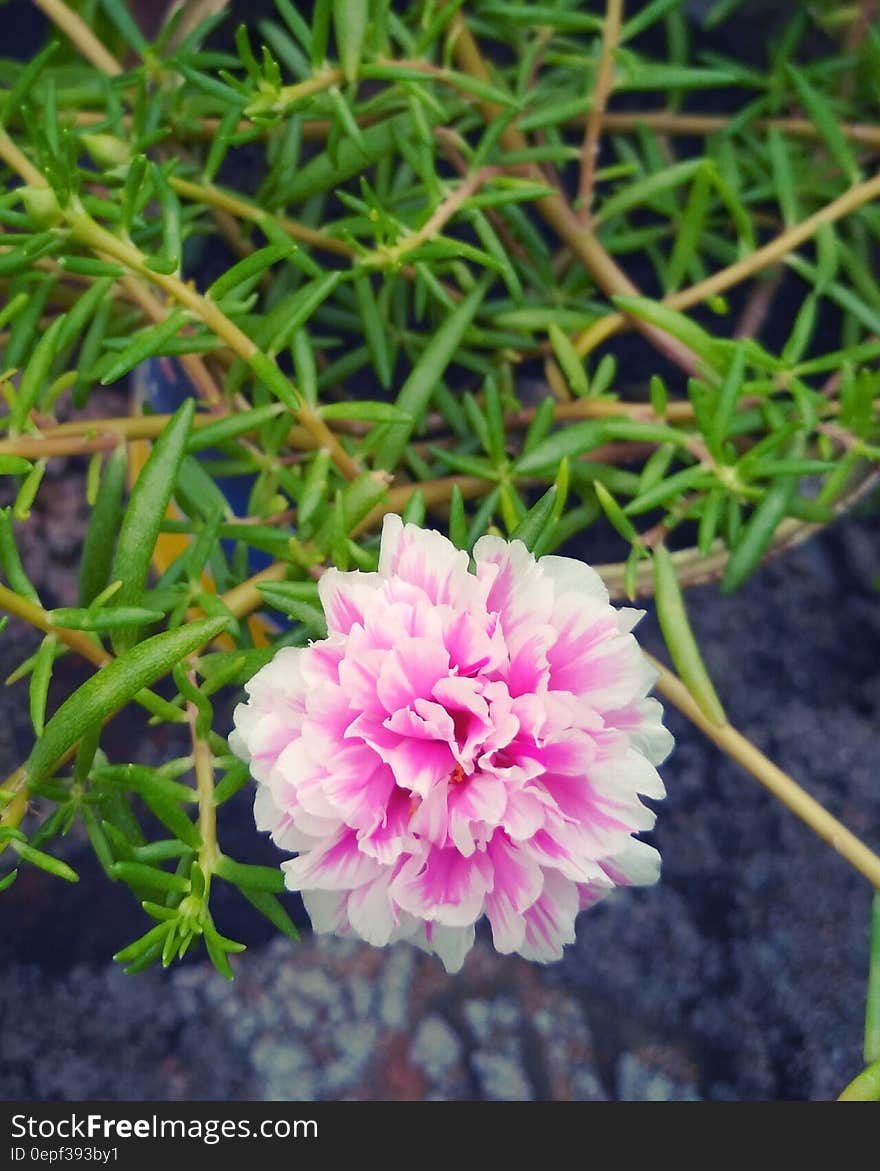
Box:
<box><xmin>231</xmin><ymin>516</ymin><xmax>673</xmax><ymax>972</ymax></box>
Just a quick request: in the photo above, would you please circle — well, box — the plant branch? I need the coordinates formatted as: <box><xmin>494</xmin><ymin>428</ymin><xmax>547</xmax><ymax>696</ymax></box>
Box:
<box><xmin>117</xmin><ymin>275</ymin><xmax>225</xmax><ymax>407</ymax></box>
<box><xmin>575</xmin><ymin>169</ymin><xmax>880</xmax><ymax>355</ymax></box>
<box><xmin>30</xmin><ymin>0</ymin><xmax>123</xmax><ymax>76</ymax></box>
<box><xmin>0</xmin><ymin>582</ymin><xmax>110</xmax><ymax>668</ymax></box>
<box><xmin>595</xmin><ymin>110</ymin><xmax>880</xmax><ymax>148</ymax></box>
<box><xmin>269</xmin><ymin>67</ymin><xmax>347</xmax><ymax>112</ymax></box>
<box><xmin>168</xmin><ymin>177</ymin><xmax>354</xmax><ymax>259</ymax></box>
<box><xmin>186</xmin><ymin>666</ymin><xmax>218</xmax><ymax>874</ymax></box>
<box><xmin>49</xmin><ymin>105</ymin><xmax>880</xmax><ymax>153</ymax></box>
<box><xmin>363</xmin><ymin>167</ymin><xmax>499</xmax><ymax>267</ymax></box>
<box><xmin>0</xmin><ymin>410</ymin><xmax>309</xmax><ymax>458</ymax></box>
<box><xmin>838</xmin><ymin>1060</ymin><xmax>880</xmax><ymax>1101</ymax></box>
<box><xmin>577</xmin><ymin>0</ymin><xmax>623</xmax><ymax>222</ymax></box>
<box><xmin>0</xmin><ymin>128</ymin><xmax>44</xmax><ymax>187</ymax></box>
<box><xmin>596</xmin><ymin>461</ymin><xmax>880</xmax><ymax>597</ymax></box>
<box><xmin>63</xmin><ymin>209</ymin><xmax>360</xmax><ymax>479</ymax></box>
<box><xmin>447</xmin><ymin>11</ymin><xmax>702</xmax><ymax>377</ymax></box>
<box><xmin>0</xmin><ymin>559</ymin><xmax>285</xmax><ymax>838</ymax></box>
<box><xmin>648</xmin><ymin>653</ymin><xmax>880</xmax><ymax>890</ymax></box>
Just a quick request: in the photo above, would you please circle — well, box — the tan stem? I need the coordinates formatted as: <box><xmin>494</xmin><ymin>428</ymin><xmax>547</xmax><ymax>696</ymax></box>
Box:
<box><xmin>649</xmin><ymin>653</ymin><xmax>880</xmax><ymax>889</ymax></box>
<box><xmin>0</xmin><ymin>583</ymin><xmax>110</xmax><ymax>667</ymax></box>
<box><xmin>365</xmin><ymin>167</ymin><xmax>498</xmax><ymax>267</ymax></box>
<box><xmin>30</xmin><ymin>0</ymin><xmax>123</xmax><ymax>76</ymax></box>
<box><xmin>117</xmin><ymin>275</ymin><xmax>224</xmax><ymax>407</ymax></box>
<box><xmin>0</xmin><ymin>434</ymin><xmax>118</xmax><ymax>458</ymax></box>
<box><xmin>168</xmin><ymin>177</ymin><xmax>353</xmax><ymax>259</ymax></box>
<box><xmin>575</xmin><ymin>169</ymin><xmax>880</xmax><ymax>355</ymax></box>
<box><xmin>65</xmin><ymin>212</ymin><xmax>361</xmax><ymax>480</ymax></box>
<box><xmin>447</xmin><ymin>13</ymin><xmax>702</xmax><ymax>377</ymax></box>
<box><xmin>51</xmin><ymin>106</ymin><xmax>880</xmax><ymax>153</ymax></box>
<box><xmin>596</xmin><ymin>111</ymin><xmax>880</xmax><ymax>148</ymax></box>
<box><xmin>578</xmin><ymin>0</ymin><xmax>624</xmax><ymax>221</ymax></box>
<box><xmin>221</xmin><ymin>562</ymin><xmax>288</xmax><ymax>619</ymax></box>
<box><xmin>0</xmin><ymin>128</ymin><xmax>44</xmax><ymax>187</ymax></box>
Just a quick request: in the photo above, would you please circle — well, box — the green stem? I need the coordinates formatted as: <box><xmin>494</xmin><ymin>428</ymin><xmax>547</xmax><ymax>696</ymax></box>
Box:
<box><xmin>838</xmin><ymin>1059</ymin><xmax>880</xmax><ymax>1101</ymax></box>
<box><xmin>169</xmin><ymin>177</ymin><xmax>353</xmax><ymax>259</ymax></box>
<box><xmin>271</xmin><ymin>67</ymin><xmax>346</xmax><ymax>111</ymax></box>
<box><xmin>0</xmin><ymin>412</ymin><xmax>311</xmax><ymax>458</ymax></box>
<box><xmin>865</xmin><ymin>893</ymin><xmax>880</xmax><ymax>1064</ymax></box>
<box><xmin>186</xmin><ymin>668</ymin><xmax>219</xmax><ymax>875</ymax></box>
<box><xmin>0</xmin><ymin>781</ymin><xmax>28</xmax><ymax>831</ymax></box>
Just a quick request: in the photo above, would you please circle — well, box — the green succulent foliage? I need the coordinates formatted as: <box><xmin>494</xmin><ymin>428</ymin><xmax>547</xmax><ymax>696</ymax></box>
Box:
<box><xmin>0</xmin><ymin>0</ymin><xmax>877</xmax><ymax>982</ymax></box>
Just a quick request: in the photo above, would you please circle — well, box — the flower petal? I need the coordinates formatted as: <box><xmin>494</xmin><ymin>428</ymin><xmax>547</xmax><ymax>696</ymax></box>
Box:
<box><xmin>485</xmin><ymin>834</ymin><xmax>544</xmax><ymax>954</ymax></box>
<box><xmin>391</xmin><ymin>845</ymin><xmax>493</xmax><ymax>927</ymax></box>
<box><xmin>233</xmin><ymin>519</ymin><xmax>672</xmax><ymax>973</ymax></box>
<box><xmin>379</xmin><ymin>514</ymin><xmax>477</xmax><ymax>606</ymax></box>
<box><xmin>517</xmin><ymin>870</ymin><xmax>580</xmax><ymax>963</ymax></box>
<box><xmin>284</xmin><ymin>829</ymin><xmax>384</xmax><ymax>891</ymax></box>
<box><xmin>318</xmin><ymin>567</ymin><xmax>382</xmax><ymax>635</ymax></box>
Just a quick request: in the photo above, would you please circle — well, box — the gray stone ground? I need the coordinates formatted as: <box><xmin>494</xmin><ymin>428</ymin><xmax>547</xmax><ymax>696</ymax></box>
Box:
<box><xmin>0</xmin><ymin>430</ymin><xmax>878</xmax><ymax>1099</ymax></box>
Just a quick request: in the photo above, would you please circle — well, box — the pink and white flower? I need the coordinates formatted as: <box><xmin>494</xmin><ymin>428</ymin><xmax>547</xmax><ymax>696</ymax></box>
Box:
<box><xmin>230</xmin><ymin>516</ymin><xmax>673</xmax><ymax>972</ymax></box>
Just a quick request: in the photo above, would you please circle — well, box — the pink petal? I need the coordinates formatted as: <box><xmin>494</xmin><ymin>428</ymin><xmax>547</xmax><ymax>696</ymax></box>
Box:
<box><xmin>353</xmin><ymin>713</ymin><xmax>455</xmax><ymax>797</ymax></box>
<box><xmin>320</xmin><ymin>743</ymin><xmax>395</xmax><ymax>832</ymax></box>
<box><xmin>547</xmin><ymin>600</ymin><xmax>653</xmax><ymax>708</ymax></box>
<box><xmin>318</xmin><ymin>567</ymin><xmax>382</xmax><ymax>635</ymax></box>
<box><xmin>345</xmin><ymin>871</ymin><xmax>399</xmax><ymax>946</ymax></box>
<box><xmin>440</xmin><ymin>607</ymin><xmax>507</xmax><ymax>678</ymax></box>
<box><xmin>386</xmin><ymin>700</ymin><xmax>455</xmax><ymax>744</ymax></box>
<box><xmin>537</xmin><ymin>553</ymin><xmax>609</xmax><ymax>604</ymax></box>
<box><xmin>337</xmin><ymin>641</ymin><xmax>388</xmax><ymax>717</ymax></box>
<box><xmin>300</xmin><ymin>888</ymin><xmax>350</xmax><ymax>935</ymax></box>
<box><xmin>520</xmin><ymin>821</ymin><xmax>608</xmax><ymax>884</ymax></box>
<box><xmin>600</xmin><ymin>837</ymin><xmax>661</xmax><ymax>887</ymax></box>
<box><xmin>376</xmin><ymin>638</ymin><xmax>450</xmax><ymax>715</ymax></box>
<box><xmin>447</xmin><ymin>773</ymin><xmax>508</xmax><ymax>856</ymax></box>
<box><xmin>412</xmin><ymin>922</ymin><xmax>476</xmax><ymax>973</ymax></box>
<box><xmin>391</xmin><ymin>845</ymin><xmax>493</xmax><ymax>927</ymax></box>
<box><xmin>474</xmin><ymin>535</ymin><xmax>555</xmax><ymax>659</ymax></box>
<box><xmin>517</xmin><ymin>870</ymin><xmax>579</xmax><ymax>962</ymax></box>
<box><xmin>379</xmin><ymin>514</ymin><xmax>477</xmax><ymax>606</ymax></box>
<box><xmin>603</xmin><ymin>697</ymin><xmax>675</xmax><ymax>766</ymax></box>
<box><xmin>501</xmin><ymin>787</ymin><xmax>548</xmax><ymax>840</ymax></box>
<box><xmin>409</xmin><ymin>782</ymin><xmax>450</xmax><ymax>845</ymax></box>
<box><xmin>485</xmin><ymin>834</ymin><xmax>544</xmax><ymax>953</ymax></box>
<box><xmin>357</xmin><ymin>788</ymin><xmax>417</xmax><ymax>864</ymax></box>
<box><xmin>284</xmin><ymin>829</ymin><xmax>384</xmax><ymax>891</ymax></box>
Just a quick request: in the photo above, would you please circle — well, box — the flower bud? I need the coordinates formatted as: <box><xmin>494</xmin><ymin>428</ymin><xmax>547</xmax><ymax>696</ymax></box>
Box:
<box><xmin>20</xmin><ymin>185</ymin><xmax>63</xmax><ymax>229</ymax></box>
<box><xmin>82</xmin><ymin>133</ymin><xmax>132</xmax><ymax>171</ymax></box>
